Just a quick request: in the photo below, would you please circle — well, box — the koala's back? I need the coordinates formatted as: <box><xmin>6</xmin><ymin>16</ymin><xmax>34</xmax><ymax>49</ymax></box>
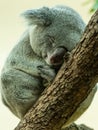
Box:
<box><xmin>0</xmin><ymin>31</ymin><xmax>46</xmax><ymax>118</ymax></box>
<box><xmin>2</xmin><ymin>30</ymin><xmax>46</xmax><ymax>76</ymax></box>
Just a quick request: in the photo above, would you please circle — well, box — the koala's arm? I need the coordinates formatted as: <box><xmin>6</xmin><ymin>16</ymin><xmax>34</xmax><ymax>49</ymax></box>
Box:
<box><xmin>5</xmin><ymin>30</ymin><xmax>56</xmax><ymax>82</ymax></box>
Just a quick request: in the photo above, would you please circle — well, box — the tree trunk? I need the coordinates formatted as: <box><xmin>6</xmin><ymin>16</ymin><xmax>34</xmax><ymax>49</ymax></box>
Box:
<box><xmin>14</xmin><ymin>10</ymin><xmax>98</xmax><ymax>130</ymax></box>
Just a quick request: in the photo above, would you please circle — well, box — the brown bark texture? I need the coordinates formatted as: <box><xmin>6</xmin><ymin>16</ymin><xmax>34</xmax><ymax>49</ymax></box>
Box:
<box><xmin>62</xmin><ymin>123</ymin><xmax>94</xmax><ymax>130</ymax></box>
<box><xmin>14</xmin><ymin>10</ymin><xmax>98</xmax><ymax>130</ymax></box>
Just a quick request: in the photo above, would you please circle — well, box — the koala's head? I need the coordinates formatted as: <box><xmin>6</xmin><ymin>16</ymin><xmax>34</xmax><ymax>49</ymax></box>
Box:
<box><xmin>22</xmin><ymin>6</ymin><xmax>85</xmax><ymax>67</ymax></box>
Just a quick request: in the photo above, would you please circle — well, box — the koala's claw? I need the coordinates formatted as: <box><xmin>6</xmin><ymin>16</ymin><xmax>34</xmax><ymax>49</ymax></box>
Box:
<box><xmin>37</xmin><ymin>65</ymin><xmax>43</xmax><ymax>68</ymax></box>
<box><xmin>37</xmin><ymin>65</ymin><xmax>56</xmax><ymax>82</ymax></box>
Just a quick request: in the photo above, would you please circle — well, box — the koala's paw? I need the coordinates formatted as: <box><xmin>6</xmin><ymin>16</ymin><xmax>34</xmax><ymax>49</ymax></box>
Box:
<box><xmin>37</xmin><ymin>65</ymin><xmax>56</xmax><ymax>82</ymax></box>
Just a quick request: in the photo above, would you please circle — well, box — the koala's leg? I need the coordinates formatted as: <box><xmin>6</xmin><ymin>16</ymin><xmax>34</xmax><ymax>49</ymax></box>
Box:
<box><xmin>1</xmin><ymin>69</ymin><xmax>43</xmax><ymax>119</ymax></box>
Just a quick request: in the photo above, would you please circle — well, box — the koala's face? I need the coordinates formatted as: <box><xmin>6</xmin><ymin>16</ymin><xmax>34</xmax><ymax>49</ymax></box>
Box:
<box><xmin>29</xmin><ymin>25</ymin><xmax>69</xmax><ymax>66</ymax></box>
<box><xmin>22</xmin><ymin>6</ymin><xmax>85</xmax><ymax>67</ymax></box>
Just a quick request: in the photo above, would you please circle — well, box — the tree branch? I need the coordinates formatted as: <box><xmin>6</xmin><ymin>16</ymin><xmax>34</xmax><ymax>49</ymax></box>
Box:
<box><xmin>62</xmin><ymin>123</ymin><xmax>94</xmax><ymax>130</ymax></box>
<box><xmin>14</xmin><ymin>10</ymin><xmax>98</xmax><ymax>130</ymax></box>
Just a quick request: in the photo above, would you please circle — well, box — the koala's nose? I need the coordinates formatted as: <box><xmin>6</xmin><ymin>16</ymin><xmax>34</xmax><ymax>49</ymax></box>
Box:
<box><xmin>50</xmin><ymin>47</ymin><xmax>66</xmax><ymax>65</ymax></box>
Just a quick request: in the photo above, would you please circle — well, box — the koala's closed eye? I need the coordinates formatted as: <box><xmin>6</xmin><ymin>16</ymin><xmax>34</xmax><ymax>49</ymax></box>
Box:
<box><xmin>47</xmin><ymin>35</ymin><xmax>55</xmax><ymax>46</ymax></box>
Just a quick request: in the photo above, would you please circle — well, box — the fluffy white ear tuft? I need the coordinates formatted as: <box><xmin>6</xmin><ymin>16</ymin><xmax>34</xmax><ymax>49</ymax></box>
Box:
<box><xmin>21</xmin><ymin>7</ymin><xmax>52</xmax><ymax>26</ymax></box>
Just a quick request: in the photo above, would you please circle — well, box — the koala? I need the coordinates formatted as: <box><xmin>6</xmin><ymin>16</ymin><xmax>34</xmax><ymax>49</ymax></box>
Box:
<box><xmin>1</xmin><ymin>5</ymin><xmax>96</xmax><ymax>124</ymax></box>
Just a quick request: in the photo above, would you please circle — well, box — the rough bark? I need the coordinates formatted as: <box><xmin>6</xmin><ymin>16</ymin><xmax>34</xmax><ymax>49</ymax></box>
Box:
<box><xmin>62</xmin><ymin>123</ymin><xmax>93</xmax><ymax>130</ymax></box>
<box><xmin>14</xmin><ymin>10</ymin><xmax>98</xmax><ymax>130</ymax></box>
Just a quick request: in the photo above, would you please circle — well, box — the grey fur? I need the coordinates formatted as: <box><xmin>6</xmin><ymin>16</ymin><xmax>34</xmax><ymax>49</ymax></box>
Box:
<box><xmin>1</xmin><ymin>5</ymin><xmax>96</xmax><ymax>125</ymax></box>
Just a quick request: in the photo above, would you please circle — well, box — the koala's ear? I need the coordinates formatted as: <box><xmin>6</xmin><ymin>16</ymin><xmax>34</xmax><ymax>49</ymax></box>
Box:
<box><xmin>21</xmin><ymin>7</ymin><xmax>52</xmax><ymax>26</ymax></box>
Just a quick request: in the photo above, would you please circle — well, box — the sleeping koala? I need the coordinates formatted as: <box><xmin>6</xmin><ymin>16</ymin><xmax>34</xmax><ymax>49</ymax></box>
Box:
<box><xmin>1</xmin><ymin>5</ymin><xmax>87</xmax><ymax>120</ymax></box>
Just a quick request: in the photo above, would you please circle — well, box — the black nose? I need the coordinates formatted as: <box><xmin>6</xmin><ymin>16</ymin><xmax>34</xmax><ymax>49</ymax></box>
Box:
<box><xmin>50</xmin><ymin>47</ymin><xmax>66</xmax><ymax>65</ymax></box>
